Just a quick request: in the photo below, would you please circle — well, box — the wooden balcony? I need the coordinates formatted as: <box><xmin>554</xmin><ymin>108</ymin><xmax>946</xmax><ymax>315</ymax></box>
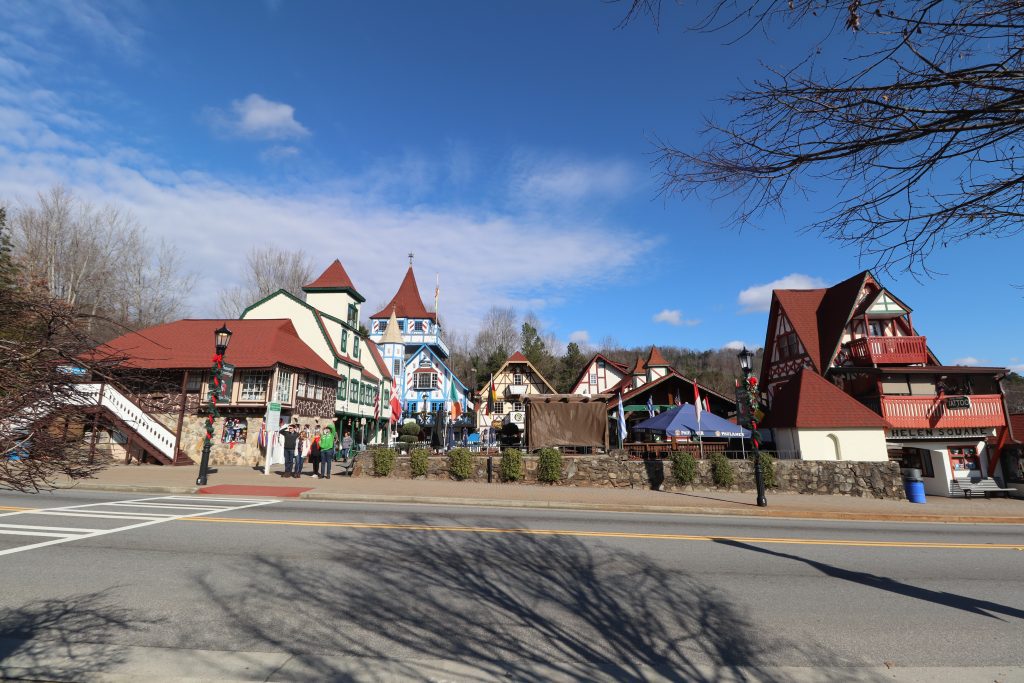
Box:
<box><xmin>845</xmin><ymin>336</ymin><xmax>928</xmax><ymax>366</ymax></box>
<box><xmin>879</xmin><ymin>394</ymin><xmax>1006</xmax><ymax>429</ymax></box>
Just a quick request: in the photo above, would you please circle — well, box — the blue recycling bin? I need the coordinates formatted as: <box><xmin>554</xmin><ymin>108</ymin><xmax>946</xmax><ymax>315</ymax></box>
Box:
<box><xmin>904</xmin><ymin>479</ymin><xmax>926</xmax><ymax>504</ymax></box>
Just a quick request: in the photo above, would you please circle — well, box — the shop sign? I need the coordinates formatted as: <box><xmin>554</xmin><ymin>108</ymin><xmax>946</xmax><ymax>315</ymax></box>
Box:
<box><xmin>886</xmin><ymin>426</ymin><xmax>996</xmax><ymax>440</ymax></box>
<box><xmin>945</xmin><ymin>395</ymin><xmax>971</xmax><ymax>410</ymax></box>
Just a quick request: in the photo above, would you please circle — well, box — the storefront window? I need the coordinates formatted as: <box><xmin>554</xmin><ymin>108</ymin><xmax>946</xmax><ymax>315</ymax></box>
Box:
<box><xmin>221</xmin><ymin>418</ymin><xmax>248</xmax><ymax>444</ymax></box>
<box><xmin>276</xmin><ymin>369</ymin><xmax>292</xmax><ymax>404</ymax></box>
<box><xmin>889</xmin><ymin>447</ymin><xmax>934</xmax><ymax>477</ymax></box>
<box><xmin>239</xmin><ymin>371</ymin><xmax>270</xmax><ymax>402</ymax></box>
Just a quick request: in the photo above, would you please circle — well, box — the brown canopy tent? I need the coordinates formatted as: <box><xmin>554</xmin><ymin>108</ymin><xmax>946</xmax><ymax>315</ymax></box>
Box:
<box><xmin>524</xmin><ymin>394</ymin><xmax>611</xmax><ymax>451</ymax></box>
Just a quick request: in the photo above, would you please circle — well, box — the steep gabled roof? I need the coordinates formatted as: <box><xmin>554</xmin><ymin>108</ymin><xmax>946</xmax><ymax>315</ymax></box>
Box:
<box><xmin>760</xmin><ymin>367</ymin><xmax>888</xmax><ymax>429</ymax></box>
<box><xmin>507</xmin><ymin>351</ymin><xmax>529</xmax><ymax>364</ymax></box>
<box><xmin>606</xmin><ymin>370</ymin><xmax>734</xmax><ymax>411</ymax></box>
<box><xmin>569</xmin><ymin>353</ymin><xmax>629</xmax><ymax>392</ymax></box>
<box><xmin>303</xmin><ymin>259</ymin><xmax>365</xmax><ymax>302</ymax></box>
<box><xmin>492</xmin><ymin>352</ymin><xmax>556</xmax><ymax>394</ymax></box>
<box><xmin>630</xmin><ymin>357</ymin><xmax>646</xmax><ymax>375</ymax></box>
<box><xmin>645</xmin><ymin>346</ymin><xmax>670</xmax><ymax>367</ymax></box>
<box><xmin>370</xmin><ymin>267</ymin><xmax>436</xmax><ymax>320</ymax></box>
<box><xmin>96</xmin><ymin>319</ymin><xmax>338</xmax><ymax>377</ymax></box>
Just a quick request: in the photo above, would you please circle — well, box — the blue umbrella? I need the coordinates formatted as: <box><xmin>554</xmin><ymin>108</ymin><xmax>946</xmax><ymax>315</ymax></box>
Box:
<box><xmin>633</xmin><ymin>404</ymin><xmax>749</xmax><ymax>439</ymax></box>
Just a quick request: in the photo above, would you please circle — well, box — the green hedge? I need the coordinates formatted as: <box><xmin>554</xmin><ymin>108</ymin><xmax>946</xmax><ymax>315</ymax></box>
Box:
<box><xmin>757</xmin><ymin>452</ymin><xmax>776</xmax><ymax>488</ymax></box>
<box><xmin>410</xmin><ymin>447</ymin><xmax>430</xmax><ymax>478</ymax></box>
<box><xmin>372</xmin><ymin>448</ymin><xmax>396</xmax><ymax>477</ymax></box>
<box><xmin>499</xmin><ymin>448</ymin><xmax>523</xmax><ymax>482</ymax></box>
<box><xmin>448</xmin><ymin>447</ymin><xmax>473</xmax><ymax>480</ymax></box>
<box><xmin>536</xmin><ymin>448</ymin><xmax>563</xmax><ymax>483</ymax></box>
<box><xmin>710</xmin><ymin>452</ymin><xmax>735</xmax><ymax>488</ymax></box>
<box><xmin>670</xmin><ymin>451</ymin><xmax>697</xmax><ymax>485</ymax></box>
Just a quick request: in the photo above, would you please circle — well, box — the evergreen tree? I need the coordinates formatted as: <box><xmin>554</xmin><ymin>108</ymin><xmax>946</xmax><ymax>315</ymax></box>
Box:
<box><xmin>557</xmin><ymin>342</ymin><xmax>586</xmax><ymax>393</ymax></box>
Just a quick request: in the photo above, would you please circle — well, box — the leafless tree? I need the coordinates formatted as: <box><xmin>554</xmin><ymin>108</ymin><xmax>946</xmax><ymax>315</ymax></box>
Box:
<box><xmin>218</xmin><ymin>246</ymin><xmax>315</xmax><ymax>317</ymax></box>
<box><xmin>474</xmin><ymin>306</ymin><xmax>520</xmax><ymax>360</ymax></box>
<box><xmin>9</xmin><ymin>186</ymin><xmax>194</xmax><ymax>338</ymax></box>
<box><xmin>622</xmin><ymin>0</ymin><xmax>1024</xmax><ymax>274</ymax></box>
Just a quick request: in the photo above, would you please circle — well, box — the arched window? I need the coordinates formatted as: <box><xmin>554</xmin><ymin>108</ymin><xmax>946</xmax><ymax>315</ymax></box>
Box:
<box><xmin>826</xmin><ymin>433</ymin><xmax>842</xmax><ymax>460</ymax></box>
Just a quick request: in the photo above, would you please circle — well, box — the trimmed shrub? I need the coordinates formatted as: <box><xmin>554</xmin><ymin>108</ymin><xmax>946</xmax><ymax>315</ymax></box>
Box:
<box><xmin>710</xmin><ymin>452</ymin><xmax>735</xmax><ymax>488</ymax></box>
<box><xmin>499</xmin><ymin>448</ymin><xmax>524</xmax><ymax>482</ymax></box>
<box><xmin>372</xmin><ymin>448</ymin><xmax>396</xmax><ymax>477</ymax></box>
<box><xmin>397</xmin><ymin>422</ymin><xmax>420</xmax><ymax>453</ymax></box>
<box><xmin>448</xmin><ymin>447</ymin><xmax>473</xmax><ymax>480</ymax></box>
<box><xmin>410</xmin><ymin>447</ymin><xmax>430</xmax><ymax>478</ymax></box>
<box><xmin>757</xmin><ymin>452</ymin><xmax>776</xmax><ymax>488</ymax></box>
<box><xmin>536</xmin><ymin>447</ymin><xmax>563</xmax><ymax>483</ymax></box>
<box><xmin>670</xmin><ymin>451</ymin><xmax>697</xmax><ymax>485</ymax></box>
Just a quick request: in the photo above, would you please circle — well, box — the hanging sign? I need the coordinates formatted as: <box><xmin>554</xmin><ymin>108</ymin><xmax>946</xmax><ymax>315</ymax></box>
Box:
<box><xmin>945</xmin><ymin>395</ymin><xmax>971</xmax><ymax>410</ymax></box>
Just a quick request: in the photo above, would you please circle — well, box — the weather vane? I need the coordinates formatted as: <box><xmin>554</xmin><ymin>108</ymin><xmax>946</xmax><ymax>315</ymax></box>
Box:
<box><xmin>408</xmin><ymin>252</ymin><xmax>414</xmax><ymax>266</ymax></box>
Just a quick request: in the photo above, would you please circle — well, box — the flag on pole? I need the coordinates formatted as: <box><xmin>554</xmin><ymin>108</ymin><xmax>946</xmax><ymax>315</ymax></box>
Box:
<box><xmin>374</xmin><ymin>385</ymin><xmax>381</xmax><ymax>422</ymax></box>
<box><xmin>646</xmin><ymin>395</ymin><xmax>655</xmax><ymax>417</ymax></box>
<box><xmin>434</xmin><ymin>274</ymin><xmax>440</xmax><ymax>317</ymax></box>
<box><xmin>449</xmin><ymin>378</ymin><xmax>462</xmax><ymax>419</ymax></box>
<box><xmin>487</xmin><ymin>376</ymin><xmax>497</xmax><ymax>415</ymax></box>
<box><xmin>257</xmin><ymin>419</ymin><xmax>267</xmax><ymax>449</ymax></box>
<box><xmin>693</xmin><ymin>382</ymin><xmax>703</xmax><ymax>432</ymax></box>
<box><xmin>390</xmin><ymin>374</ymin><xmax>402</xmax><ymax>424</ymax></box>
<box><xmin>617</xmin><ymin>391</ymin><xmax>627</xmax><ymax>445</ymax></box>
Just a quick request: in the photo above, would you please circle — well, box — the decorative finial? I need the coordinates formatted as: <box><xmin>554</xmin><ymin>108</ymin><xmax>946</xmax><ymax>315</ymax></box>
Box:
<box><xmin>408</xmin><ymin>252</ymin><xmax>414</xmax><ymax>266</ymax></box>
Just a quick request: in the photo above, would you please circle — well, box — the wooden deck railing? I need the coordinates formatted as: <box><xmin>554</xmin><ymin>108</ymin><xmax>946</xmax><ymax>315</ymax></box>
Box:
<box><xmin>845</xmin><ymin>336</ymin><xmax>928</xmax><ymax>365</ymax></box>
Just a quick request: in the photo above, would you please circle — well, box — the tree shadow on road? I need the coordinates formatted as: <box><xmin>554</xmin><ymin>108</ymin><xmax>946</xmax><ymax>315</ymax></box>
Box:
<box><xmin>0</xmin><ymin>590</ymin><xmax>157</xmax><ymax>679</ymax></box>
<box><xmin>715</xmin><ymin>539</ymin><xmax>1024</xmax><ymax>621</ymax></box>
<box><xmin>199</xmin><ymin>516</ymin><xmax>875</xmax><ymax>681</ymax></box>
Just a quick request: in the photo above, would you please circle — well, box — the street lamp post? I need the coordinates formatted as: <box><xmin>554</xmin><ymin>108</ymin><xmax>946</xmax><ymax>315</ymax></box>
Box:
<box><xmin>738</xmin><ymin>347</ymin><xmax>767</xmax><ymax>507</ymax></box>
<box><xmin>196</xmin><ymin>324</ymin><xmax>232</xmax><ymax>486</ymax></box>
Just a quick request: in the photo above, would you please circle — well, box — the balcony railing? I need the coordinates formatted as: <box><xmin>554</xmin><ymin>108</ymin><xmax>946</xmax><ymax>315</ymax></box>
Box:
<box><xmin>845</xmin><ymin>335</ymin><xmax>928</xmax><ymax>366</ymax></box>
<box><xmin>505</xmin><ymin>384</ymin><xmax>528</xmax><ymax>398</ymax></box>
<box><xmin>879</xmin><ymin>394</ymin><xmax>1006</xmax><ymax>429</ymax></box>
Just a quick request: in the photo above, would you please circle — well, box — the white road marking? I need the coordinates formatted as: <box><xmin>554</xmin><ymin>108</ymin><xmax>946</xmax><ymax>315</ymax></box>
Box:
<box><xmin>0</xmin><ymin>523</ymin><xmax>99</xmax><ymax>533</ymax></box>
<box><xmin>0</xmin><ymin>495</ymin><xmax>277</xmax><ymax>558</ymax></box>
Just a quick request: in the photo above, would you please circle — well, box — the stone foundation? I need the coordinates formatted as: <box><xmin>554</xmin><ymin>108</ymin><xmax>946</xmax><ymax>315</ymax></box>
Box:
<box><xmin>353</xmin><ymin>452</ymin><xmax>906</xmax><ymax>500</ymax></box>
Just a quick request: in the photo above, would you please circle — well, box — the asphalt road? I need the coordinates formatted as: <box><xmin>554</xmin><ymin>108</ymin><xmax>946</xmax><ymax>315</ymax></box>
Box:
<box><xmin>0</xmin><ymin>489</ymin><xmax>1021</xmax><ymax>682</ymax></box>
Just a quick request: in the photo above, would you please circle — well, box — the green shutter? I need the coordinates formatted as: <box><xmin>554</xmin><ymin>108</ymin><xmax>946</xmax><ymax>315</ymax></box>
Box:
<box><xmin>341</xmin><ymin>330</ymin><xmax>348</xmax><ymax>354</ymax></box>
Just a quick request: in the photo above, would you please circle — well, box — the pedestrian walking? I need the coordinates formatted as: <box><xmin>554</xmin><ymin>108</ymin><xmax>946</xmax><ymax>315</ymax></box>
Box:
<box><xmin>319</xmin><ymin>424</ymin><xmax>336</xmax><ymax>479</ymax></box>
<box><xmin>309</xmin><ymin>425</ymin><xmax>322</xmax><ymax>478</ymax></box>
<box><xmin>298</xmin><ymin>426</ymin><xmax>311</xmax><ymax>475</ymax></box>
<box><xmin>281</xmin><ymin>423</ymin><xmax>301</xmax><ymax>478</ymax></box>
<box><xmin>340</xmin><ymin>431</ymin><xmax>353</xmax><ymax>463</ymax></box>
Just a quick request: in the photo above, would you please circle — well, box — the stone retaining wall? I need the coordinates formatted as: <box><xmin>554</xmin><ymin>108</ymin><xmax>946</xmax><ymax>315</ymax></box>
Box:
<box><xmin>353</xmin><ymin>451</ymin><xmax>906</xmax><ymax>500</ymax></box>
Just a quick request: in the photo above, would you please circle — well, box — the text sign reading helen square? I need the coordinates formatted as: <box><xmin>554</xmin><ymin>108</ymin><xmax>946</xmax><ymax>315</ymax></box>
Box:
<box><xmin>886</xmin><ymin>427</ymin><xmax>997</xmax><ymax>440</ymax></box>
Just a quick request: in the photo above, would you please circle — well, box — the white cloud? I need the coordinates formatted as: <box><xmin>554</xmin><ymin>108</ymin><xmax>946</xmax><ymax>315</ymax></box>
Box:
<box><xmin>722</xmin><ymin>340</ymin><xmax>749</xmax><ymax>351</ymax></box>
<box><xmin>569</xmin><ymin>330</ymin><xmax>591</xmax><ymax>345</ymax></box>
<box><xmin>1009</xmin><ymin>364</ymin><xmax>1024</xmax><ymax>374</ymax></box>
<box><xmin>652</xmin><ymin>309</ymin><xmax>699</xmax><ymax>326</ymax></box>
<box><xmin>738</xmin><ymin>273</ymin><xmax>827</xmax><ymax>313</ymax></box>
<box><xmin>952</xmin><ymin>357</ymin><xmax>986</xmax><ymax>366</ymax></box>
<box><xmin>207</xmin><ymin>94</ymin><xmax>310</xmax><ymax>141</ymax></box>
<box><xmin>511</xmin><ymin>156</ymin><xmax>634</xmax><ymax>203</ymax></box>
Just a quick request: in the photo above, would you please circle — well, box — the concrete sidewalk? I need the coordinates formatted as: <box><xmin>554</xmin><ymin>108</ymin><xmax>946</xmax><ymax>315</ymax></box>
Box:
<box><xmin>50</xmin><ymin>464</ymin><xmax>1024</xmax><ymax>524</ymax></box>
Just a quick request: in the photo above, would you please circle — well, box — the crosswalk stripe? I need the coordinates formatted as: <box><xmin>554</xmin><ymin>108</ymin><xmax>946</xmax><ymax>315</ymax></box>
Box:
<box><xmin>109</xmin><ymin>502</ymin><xmax>230</xmax><ymax>511</ymax></box>
<box><xmin>31</xmin><ymin>510</ymin><xmax>171</xmax><ymax>520</ymax></box>
<box><xmin>0</xmin><ymin>529</ymin><xmax>74</xmax><ymax>538</ymax></box>
<box><xmin>0</xmin><ymin>523</ymin><xmax>99</xmax><ymax>533</ymax></box>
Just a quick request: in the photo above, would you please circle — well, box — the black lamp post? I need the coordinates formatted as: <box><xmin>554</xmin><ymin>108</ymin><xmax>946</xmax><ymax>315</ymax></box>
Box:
<box><xmin>738</xmin><ymin>347</ymin><xmax>767</xmax><ymax>507</ymax></box>
<box><xmin>196</xmin><ymin>323</ymin><xmax>232</xmax><ymax>486</ymax></box>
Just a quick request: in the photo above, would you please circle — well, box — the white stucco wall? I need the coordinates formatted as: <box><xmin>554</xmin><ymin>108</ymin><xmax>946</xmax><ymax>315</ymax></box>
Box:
<box><xmin>786</xmin><ymin>428</ymin><xmax>888</xmax><ymax>462</ymax></box>
<box><xmin>243</xmin><ymin>295</ymin><xmax>334</xmax><ymax>368</ymax></box>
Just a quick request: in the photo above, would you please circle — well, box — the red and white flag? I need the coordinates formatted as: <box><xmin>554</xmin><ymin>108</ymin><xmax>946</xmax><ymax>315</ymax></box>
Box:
<box><xmin>390</xmin><ymin>374</ymin><xmax>402</xmax><ymax>424</ymax></box>
<box><xmin>693</xmin><ymin>382</ymin><xmax>703</xmax><ymax>432</ymax></box>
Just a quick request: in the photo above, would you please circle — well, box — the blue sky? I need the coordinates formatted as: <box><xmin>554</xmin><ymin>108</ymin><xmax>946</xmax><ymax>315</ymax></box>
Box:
<box><xmin>0</xmin><ymin>1</ymin><xmax>1021</xmax><ymax>371</ymax></box>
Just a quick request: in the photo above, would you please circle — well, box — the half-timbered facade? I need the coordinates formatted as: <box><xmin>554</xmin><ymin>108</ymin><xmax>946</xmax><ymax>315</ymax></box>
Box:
<box><xmin>760</xmin><ymin>271</ymin><xmax>1013</xmax><ymax>494</ymax></box>
<box><xmin>570</xmin><ymin>354</ymin><xmax>629</xmax><ymax>396</ymax></box>
<box><xmin>367</xmin><ymin>265</ymin><xmax>469</xmax><ymax>428</ymax></box>
<box><xmin>477</xmin><ymin>352</ymin><xmax>557</xmax><ymax>443</ymax></box>
<box><xmin>241</xmin><ymin>260</ymin><xmax>392</xmax><ymax>445</ymax></box>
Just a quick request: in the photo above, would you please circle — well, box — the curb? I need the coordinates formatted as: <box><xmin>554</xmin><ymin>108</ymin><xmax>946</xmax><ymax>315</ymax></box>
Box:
<box><xmin>51</xmin><ymin>482</ymin><xmax>1024</xmax><ymax>525</ymax></box>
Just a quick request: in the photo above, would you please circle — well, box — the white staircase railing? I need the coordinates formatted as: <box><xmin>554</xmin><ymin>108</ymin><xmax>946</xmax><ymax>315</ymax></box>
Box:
<box><xmin>73</xmin><ymin>384</ymin><xmax>178</xmax><ymax>461</ymax></box>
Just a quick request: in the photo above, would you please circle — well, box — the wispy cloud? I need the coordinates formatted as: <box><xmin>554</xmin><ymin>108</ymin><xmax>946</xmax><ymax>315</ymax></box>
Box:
<box><xmin>737</xmin><ymin>273</ymin><xmax>827</xmax><ymax>313</ymax></box>
<box><xmin>0</xmin><ymin>1</ymin><xmax>145</xmax><ymax>62</ymax></box>
<box><xmin>722</xmin><ymin>340</ymin><xmax>749</xmax><ymax>351</ymax></box>
<box><xmin>206</xmin><ymin>93</ymin><xmax>310</xmax><ymax>141</ymax></box>
<box><xmin>511</xmin><ymin>156</ymin><xmax>634</xmax><ymax>203</ymax></box>
<box><xmin>652</xmin><ymin>309</ymin><xmax>699</xmax><ymax>326</ymax></box>
<box><xmin>260</xmin><ymin>145</ymin><xmax>300</xmax><ymax>162</ymax></box>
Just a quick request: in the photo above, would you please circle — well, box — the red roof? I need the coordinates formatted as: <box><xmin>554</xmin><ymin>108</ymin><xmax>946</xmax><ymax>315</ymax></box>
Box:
<box><xmin>568</xmin><ymin>353</ymin><xmax>628</xmax><ymax>392</ymax></box>
<box><xmin>507</xmin><ymin>351</ymin><xmax>528</xmax><ymax>364</ymax></box>
<box><xmin>630</xmin><ymin>357</ymin><xmax>646</xmax><ymax>375</ymax></box>
<box><xmin>96</xmin><ymin>319</ymin><xmax>338</xmax><ymax>377</ymax></box>
<box><xmin>760</xmin><ymin>367</ymin><xmax>888</xmax><ymax>429</ymax></box>
<box><xmin>645</xmin><ymin>346</ymin><xmax>670</xmax><ymax>367</ymax></box>
<box><xmin>304</xmin><ymin>259</ymin><xmax>357</xmax><ymax>291</ymax></box>
<box><xmin>369</xmin><ymin>267</ymin><xmax>436</xmax><ymax>320</ymax></box>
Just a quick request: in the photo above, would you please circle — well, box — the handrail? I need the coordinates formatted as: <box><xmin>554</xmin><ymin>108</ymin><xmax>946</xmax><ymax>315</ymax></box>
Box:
<box><xmin>74</xmin><ymin>384</ymin><xmax>178</xmax><ymax>459</ymax></box>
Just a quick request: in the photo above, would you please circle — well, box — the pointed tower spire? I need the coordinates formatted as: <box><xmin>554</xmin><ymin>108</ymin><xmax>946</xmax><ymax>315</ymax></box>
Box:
<box><xmin>380</xmin><ymin>308</ymin><xmax>405</xmax><ymax>345</ymax></box>
<box><xmin>369</xmin><ymin>266</ymin><xmax>434</xmax><ymax>320</ymax></box>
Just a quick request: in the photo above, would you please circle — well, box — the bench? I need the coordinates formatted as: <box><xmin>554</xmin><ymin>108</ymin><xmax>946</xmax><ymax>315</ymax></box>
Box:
<box><xmin>950</xmin><ymin>477</ymin><xmax>1017</xmax><ymax>498</ymax></box>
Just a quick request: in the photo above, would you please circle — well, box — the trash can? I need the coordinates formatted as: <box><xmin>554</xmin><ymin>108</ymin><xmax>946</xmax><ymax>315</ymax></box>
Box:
<box><xmin>903</xmin><ymin>473</ymin><xmax>926</xmax><ymax>504</ymax></box>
